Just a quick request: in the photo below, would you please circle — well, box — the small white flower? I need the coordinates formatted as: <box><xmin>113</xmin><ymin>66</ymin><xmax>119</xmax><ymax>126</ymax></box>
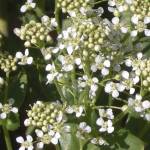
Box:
<box><xmin>16</xmin><ymin>135</ymin><xmax>33</xmax><ymax>150</ymax></box>
<box><xmin>16</xmin><ymin>49</ymin><xmax>33</xmax><ymax>65</ymax></box>
<box><xmin>67</xmin><ymin>45</ymin><xmax>73</xmax><ymax>55</ymax></box>
<box><xmin>142</xmin><ymin>101</ymin><xmax>150</xmax><ymax>109</ymax></box>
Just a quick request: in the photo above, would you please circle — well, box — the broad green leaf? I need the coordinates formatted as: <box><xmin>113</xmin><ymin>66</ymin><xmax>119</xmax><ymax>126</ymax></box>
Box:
<box><xmin>6</xmin><ymin>114</ymin><xmax>20</xmax><ymax>131</ymax></box>
<box><xmin>115</xmin><ymin>129</ymin><xmax>145</xmax><ymax>150</ymax></box>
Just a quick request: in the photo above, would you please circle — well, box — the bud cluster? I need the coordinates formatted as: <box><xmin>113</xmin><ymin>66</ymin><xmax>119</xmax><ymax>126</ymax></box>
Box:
<box><xmin>14</xmin><ymin>16</ymin><xmax>57</xmax><ymax>47</ymax></box>
<box><xmin>56</xmin><ymin>0</ymin><xmax>91</xmax><ymax>14</ymax></box>
<box><xmin>24</xmin><ymin>101</ymin><xmax>65</xmax><ymax>132</ymax></box>
<box><xmin>108</xmin><ymin>0</ymin><xmax>150</xmax><ymax>36</ymax></box>
<box><xmin>0</xmin><ymin>53</ymin><xmax>17</xmax><ymax>73</ymax></box>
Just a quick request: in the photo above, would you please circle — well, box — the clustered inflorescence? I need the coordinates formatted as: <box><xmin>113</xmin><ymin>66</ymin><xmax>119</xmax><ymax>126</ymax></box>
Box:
<box><xmin>14</xmin><ymin>16</ymin><xmax>57</xmax><ymax>47</ymax></box>
<box><xmin>0</xmin><ymin>0</ymin><xmax>148</xmax><ymax>149</ymax></box>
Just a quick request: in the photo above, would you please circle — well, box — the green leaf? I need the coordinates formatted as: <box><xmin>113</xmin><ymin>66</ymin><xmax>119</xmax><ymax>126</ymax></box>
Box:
<box><xmin>6</xmin><ymin>114</ymin><xmax>20</xmax><ymax>131</ymax></box>
<box><xmin>59</xmin><ymin>123</ymin><xmax>80</xmax><ymax>150</ymax></box>
<box><xmin>114</xmin><ymin>129</ymin><xmax>145</xmax><ymax>150</ymax></box>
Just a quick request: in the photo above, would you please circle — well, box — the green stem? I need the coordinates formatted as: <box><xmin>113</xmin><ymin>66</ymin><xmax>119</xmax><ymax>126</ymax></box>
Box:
<box><xmin>55</xmin><ymin>0</ymin><xmax>61</xmax><ymax>33</ymax></box>
<box><xmin>113</xmin><ymin>109</ymin><xmax>128</xmax><ymax>124</ymax></box>
<box><xmin>93</xmin><ymin>105</ymin><xmax>122</xmax><ymax>110</ymax></box>
<box><xmin>2</xmin><ymin>126</ymin><xmax>13</xmax><ymax>150</ymax></box>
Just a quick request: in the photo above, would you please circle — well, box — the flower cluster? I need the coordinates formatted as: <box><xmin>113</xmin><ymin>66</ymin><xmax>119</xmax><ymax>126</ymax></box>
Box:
<box><xmin>56</xmin><ymin>0</ymin><xmax>91</xmax><ymax>15</ymax></box>
<box><xmin>108</xmin><ymin>0</ymin><xmax>150</xmax><ymax>36</ymax></box>
<box><xmin>19</xmin><ymin>101</ymin><xmax>66</xmax><ymax>149</ymax></box>
<box><xmin>128</xmin><ymin>94</ymin><xmax>150</xmax><ymax>121</ymax></box>
<box><xmin>0</xmin><ymin>99</ymin><xmax>18</xmax><ymax>119</ymax></box>
<box><xmin>96</xmin><ymin>109</ymin><xmax>114</xmax><ymax>134</ymax></box>
<box><xmin>14</xmin><ymin>16</ymin><xmax>57</xmax><ymax>47</ymax></box>
<box><xmin>0</xmin><ymin>52</ymin><xmax>17</xmax><ymax>73</ymax></box>
<box><xmin>16</xmin><ymin>49</ymin><xmax>33</xmax><ymax>65</ymax></box>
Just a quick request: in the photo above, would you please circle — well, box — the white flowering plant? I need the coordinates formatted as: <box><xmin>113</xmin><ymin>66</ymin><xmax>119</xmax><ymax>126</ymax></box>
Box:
<box><xmin>0</xmin><ymin>0</ymin><xmax>150</xmax><ymax>149</ymax></box>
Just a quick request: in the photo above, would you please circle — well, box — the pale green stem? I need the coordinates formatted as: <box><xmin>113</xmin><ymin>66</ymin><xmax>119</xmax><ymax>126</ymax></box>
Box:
<box><xmin>2</xmin><ymin>126</ymin><xmax>13</xmax><ymax>150</ymax></box>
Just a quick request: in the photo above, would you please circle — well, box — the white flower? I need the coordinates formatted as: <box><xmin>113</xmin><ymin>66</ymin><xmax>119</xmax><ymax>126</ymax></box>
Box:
<box><xmin>142</xmin><ymin>101</ymin><xmax>150</xmax><ymax>109</ymax></box>
<box><xmin>67</xmin><ymin>45</ymin><xmax>74</xmax><ymax>55</ymax></box>
<box><xmin>79</xmin><ymin>122</ymin><xmax>91</xmax><ymax>133</ymax></box>
<box><xmin>0</xmin><ymin>103</ymin><xmax>18</xmax><ymax>119</ymax></box>
<box><xmin>16</xmin><ymin>135</ymin><xmax>33</xmax><ymax>150</ymax></box>
<box><xmin>16</xmin><ymin>49</ymin><xmax>33</xmax><ymax>65</ymax></box>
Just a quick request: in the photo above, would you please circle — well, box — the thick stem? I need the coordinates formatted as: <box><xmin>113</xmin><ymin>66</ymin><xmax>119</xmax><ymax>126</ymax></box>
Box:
<box><xmin>2</xmin><ymin>126</ymin><xmax>13</xmax><ymax>150</ymax></box>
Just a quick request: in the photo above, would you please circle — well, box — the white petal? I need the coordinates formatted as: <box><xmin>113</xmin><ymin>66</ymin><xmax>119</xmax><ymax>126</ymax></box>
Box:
<box><xmin>27</xmin><ymin>146</ymin><xmax>34</xmax><ymax>150</ymax></box>
<box><xmin>67</xmin><ymin>45</ymin><xmax>73</xmax><ymax>55</ymax></box>
<box><xmin>0</xmin><ymin>113</ymin><xmax>7</xmax><ymax>119</ymax></box>
<box><xmin>16</xmin><ymin>136</ymin><xmax>24</xmax><ymax>143</ymax></box>
<box><xmin>131</xmin><ymin>15</ymin><xmax>139</xmax><ymax>24</ymax></box>
<box><xmin>11</xmin><ymin>107</ymin><xmax>18</xmax><ymax>113</ymax></box>
<box><xmin>107</xmin><ymin>126</ymin><xmax>114</xmax><ymax>133</ymax></box>
<box><xmin>144</xmin><ymin>29</ymin><xmax>150</xmax><ymax>37</ymax></box>
<box><xmin>20</xmin><ymin>5</ymin><xmax>27</xmax><ymax>13</ymax></box>
<box><xmin>122</xmin><ymin>71</ymin><xmax>129</xmax><ymax>79</ymax></box>
<box><xmin>144</xmin><ymin>17</ymin><xmax>150</xmax><ymax>24</ymax></box>
<box><xmin>25</xmin><ymin>49</ymin><xmax>29</xmax><ymax>56</ymax></box>
<box><xmin>142</xmin><ymin>101</ymin><xmax>150</xmax><ymax>109</ymax></box>
<box><xmin>121</xmin><ymin>27</ymin><xmax>128</xmax><ymax>33</ymax></box>
<box><xmin>37</xmin><ymin>142</ymin><xmax>44</xmax><ymax>149</ymax></box>
<box><xmin>101</xmin><ymin>68</ymin><xmax>109</xmax><ymax>76</ymax></box>
<box><xmin>27</xmin><ymin>57</ymin><xmax>33</xmax><ymax>64</ymax></box>
<box><xmin>112</xmin><ymin>17</ymin><xmax>119</xmax><ymax>25</ymax></box>
<box><xmin>51</xmin><ymin>137</ymin><xmax>58</xmax><ymax>145</ymax></box>
<box><xmin>103</xmin><ymin>60</ymin><xmax>110</xmax><ymax>67</ymax></box>
<box><xmin>54</xmin><ymin>132</ymin><xmax>61</xmax><ymax>139</ymax></box>
<box><xmin>19</xmin><ymin>147</ymin><xmax>25</xmax><ymax>150</ymax></box>
<box><xmin>26</xmin><ymin>135</ymin><xmax>33</xmax><ymax>142</ymax></box>
<box><xmin>131</xmin><ymin>30</ymin><xmax>138</xmax><ymax>37</ymax></box>
<box><xmin>129</xmin><ymin>88</ymin><xmax>135</xmax><ymax>94</ymax></box>
<box><xmin>16</xmin><ymin>52</ymin><xmax>23</xmax><ymax>59</ymax></box>
<box><xmin>30</xmin><ymin>3</ymin><xmax>36</xmax><ymax>8</ymax></box>
<box><xmin>35</xmin><ymin>130</ymin><xmax>43</xmax><ymax>137</ymax></box>
<box><xmin>125</xmin><ymin>0</ymin><xmax>133</xmax><ymax>4</ymax></box>
<box><xmin>96</xmin><ymin>118</ymin><xmax>104</xmax><ymax>126</ymax></box>
<box><xmin>112</xmin><ymin>90</ymin><xmax>119</xmax><ymax>98</ymax></box>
